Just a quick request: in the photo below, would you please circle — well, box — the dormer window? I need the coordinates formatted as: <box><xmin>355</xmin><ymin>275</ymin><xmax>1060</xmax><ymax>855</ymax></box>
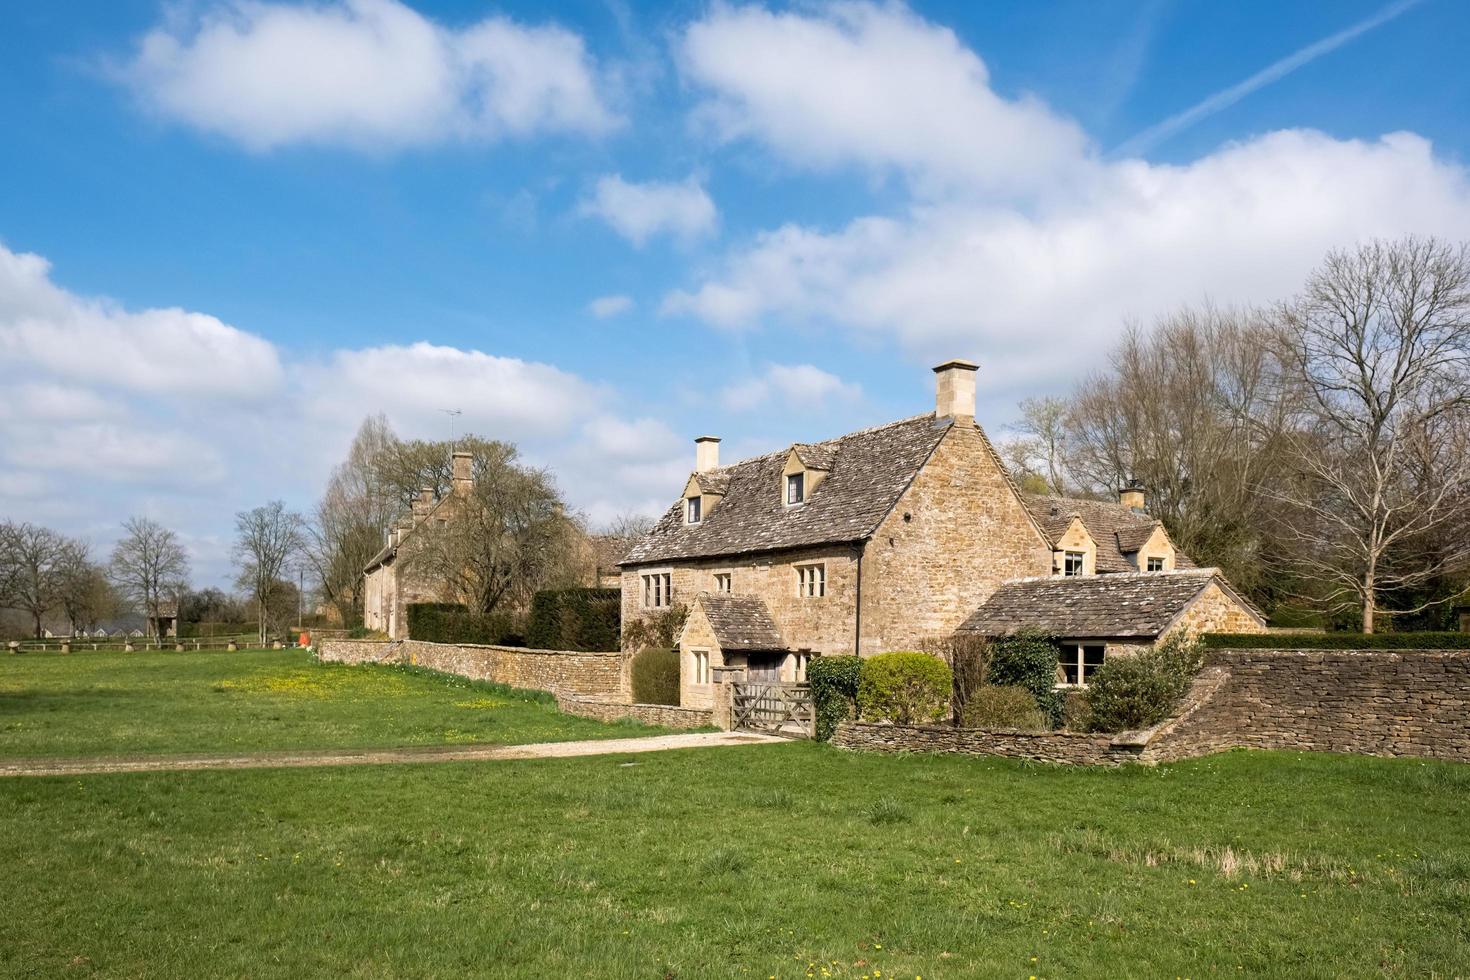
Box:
<box><xmin>1064</xmin><ymin>551</ymin><xmax>1085</xmax><ymax>577</ymax></box>
<box><xmin>1146</xmin><ymin>556</ymin><xmax>1165</xmax><ymax>572</ymax></box>
<box><xmin>687</xmin><ymin>496</ymin><xmax>702</xmax><ymax>524</ymax></box>
<box><xmin>786</xmin><ymin>473</ymin><xmax>805</xmax><ymax>505</ymax></box>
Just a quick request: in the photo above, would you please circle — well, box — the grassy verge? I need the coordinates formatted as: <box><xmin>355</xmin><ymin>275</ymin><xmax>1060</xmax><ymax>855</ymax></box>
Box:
<box><xmin>1</xmin><ymin>745</ymin><xmax>1467</xmax><ymax>977</ymax></box>
<box><xmin>0</xmin><ymin>648</ymin><xmax>655</xmax><ymax>758</ymax></box>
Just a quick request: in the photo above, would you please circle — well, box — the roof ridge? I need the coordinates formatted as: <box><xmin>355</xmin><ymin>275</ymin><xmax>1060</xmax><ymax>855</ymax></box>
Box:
<box><xmin>1000</xmin><ymin>568</ymin><xmax>1219</xmax><ymax>585</ymax></box>
<box><xmin>690</xmin><ymin>412</ymin><xmax>938</xmax><ymax>475</ymax></box>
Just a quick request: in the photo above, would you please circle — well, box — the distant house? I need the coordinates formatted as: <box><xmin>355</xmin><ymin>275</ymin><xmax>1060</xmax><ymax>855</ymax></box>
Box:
<box><xmin>363</xmin><ymin>452</ymin><xmax>475</xmax><ymax>639</ymax></box>
<box><xmin>620</xmin><ymin>358</ymin><xmax>1264</xmax><ymax>707</ymax></box>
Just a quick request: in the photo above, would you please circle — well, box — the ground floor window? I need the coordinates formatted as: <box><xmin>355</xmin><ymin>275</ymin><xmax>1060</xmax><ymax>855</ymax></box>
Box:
<box><xmin>691</xmin><ymin>649</ymin><xmax>711</xmax><ymax>685</ymax></box>
<box><xmin>1058</xmin><ymin>644</ymin><xmax>1106</xmax><ymax>686</ymax></box>
<box><xmin>792</xmin><ymin>650</ymin><xmax>813</xmax><ymax>682</ymax></box>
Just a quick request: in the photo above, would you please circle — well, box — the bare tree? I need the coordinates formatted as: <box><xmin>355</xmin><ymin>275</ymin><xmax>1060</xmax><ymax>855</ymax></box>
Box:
<box><xmin>305</xmin><ymin>415</ymin><xmax>397</xmax><ymax>625</ymax></box>
<box><xmin>234</xmin><ymin>501</ymin><xmax>306</xmax><ymax>644</ymax></box>
<box><xmin>401</xmin><ymin>449</ymin><xmax>584</xmax><ymax>614</ymax></box>
<box><xmin>109</xmin><ymin>516</ymin><xmax>190</xmax><ymax>641</ymax></box>
<box><xmin>55</xmin><ymin>540</ymin><xmax>117</xmax><ymax>635</ymax></box>
<box><xmin>0</xmin><ymin>521</ymin><xmax>67</xmax><ymax>638</ymax></box>
<box><xmin>1008</xmin><ymin>396</ymin><xmax>1072</xmax><ymax>494</ymax></box>
<box><xmin>1062</xmin><ymin>306</ymin><xmax>1289</xmax><ymax>597</ymax></box>
<box><xmin>1266</xmin><ymin>237</ymin><xmax>1470</xmax><ymax>632</ymax></box>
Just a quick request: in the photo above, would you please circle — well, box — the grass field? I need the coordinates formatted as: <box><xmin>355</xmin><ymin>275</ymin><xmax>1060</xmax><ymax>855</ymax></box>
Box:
<box><xmin>0</xmin><ymin>648</ymin><xmax>653</xmax><ymax>759</ymax></box>
<box><xmin>2</xmin><ymin>650</ymin><xmax>1468</xmax><ymax>978</ymax></box>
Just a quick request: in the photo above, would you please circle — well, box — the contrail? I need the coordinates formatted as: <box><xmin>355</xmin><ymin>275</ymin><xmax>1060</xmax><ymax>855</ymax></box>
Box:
<box><xmin>1114</xmin><ymin>0</ymin><xmax>1425</xmax><ymax>157</ymax></box>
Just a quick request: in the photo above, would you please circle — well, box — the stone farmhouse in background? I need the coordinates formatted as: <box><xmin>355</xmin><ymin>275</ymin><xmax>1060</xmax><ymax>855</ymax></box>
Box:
<box><xmin>363</xmin><ymin>451</ymin><xmax>629</xmax><ymax>639</ymax></box>
<box><xmin>619</xmin><ymin>359</ymin><xmax>1265</xmax><ymax>708</ymax></box>
<box><xmin>363</xmin><ymin>452</ymin><xmax>475</xmax><ymax>638</ymax></box>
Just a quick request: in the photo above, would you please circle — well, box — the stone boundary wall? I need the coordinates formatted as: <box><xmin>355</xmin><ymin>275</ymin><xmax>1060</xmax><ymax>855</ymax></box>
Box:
<box><xmin>1146</xmin><ymin>648</ymin><xmax>1470</xmax><ymax>763</ymax></box>
<box><xmin>318</xmin><ymin>638</ymin><xmax>624</xmax><ymax>700</ymax></box>
<box><xmin>832</xmin><ymin>721</ymin><xmax>1121</xmax><ymax>765</ymax></box>
<box><xmin>834</xmin><ymin>650</ymin><xmax>1470</xmax><ymax>765</ymax></box>
<box><xmin>555</xmin><ymin>694</ymin><xmax>715</xmax><ymax>730</ymax></box>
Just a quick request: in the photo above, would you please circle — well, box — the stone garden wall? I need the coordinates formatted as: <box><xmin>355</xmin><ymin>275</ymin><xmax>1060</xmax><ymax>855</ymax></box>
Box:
<box><xmin>1144</xmin><ymin>648</ymin><xmax>1470</xmax><ymax>763</ymax></box>
<box><xmin>318</xmin><ymin>638</ymin><xmax>624</xmax><ymax>700</ymax></box>
<box><xmin>554</xmin><ymin>694</ymin><xmax>715</xmax><ymax>730</ymax></box>
<box><xmin>834</xmin><ymin>649</ymin><xmax>1470</xmax><ymax>765</ymax></box>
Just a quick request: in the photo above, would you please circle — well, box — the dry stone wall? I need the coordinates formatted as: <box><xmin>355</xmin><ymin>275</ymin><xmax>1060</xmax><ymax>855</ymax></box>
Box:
<box><xmin>833</xmin><ymin>721</ymin><xmax>1123</xmax><ymax>765</ymax></box>
<box><xmin>835</xmin><ymin>649</ymin><xmax>1470</xmax><ymax>765</ymax></box>
<box><xmin>318</xmin><ymin>638</ymin><xmax>623</xmax><ymax>699</ymax></box>
<box><xmin>1146</xmin><ymin>648</ymin><xmax>1470</xmax><ymax>763</ymax></box>
<box><xmin>555</xmin><ymin>694</ymin><xmax>714</xmax><ymax>729</ymax></box>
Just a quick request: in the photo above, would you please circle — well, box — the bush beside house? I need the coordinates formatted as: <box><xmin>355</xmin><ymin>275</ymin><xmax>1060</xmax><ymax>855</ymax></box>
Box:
<box><xmin>988</xmin><ymin>630</ymin><xmax>1065</xmax><ymax>728</ymax></box>
<box><xmin>857</xmin><ymin>652</ymin><xmax>952</xmax><ymax>725</ymax></box>
<box><xmin>960</xmin><ymin>684</ymin><xmax>1048</xmax><ymax>730</ymax></box>
<box><xmin>809</xmin><ymin>655</ymin><xmax>862</xmax><ymax>741</ymax></box>
<box><xmin>1084</xmin><ymin>632</ymin><xmax>1204</xmax><ymax>732</ymax></box>
<box><xmin>630</xmin><ymin>647</ymin><xmax>680</xmax><ymax>705</ymax></box>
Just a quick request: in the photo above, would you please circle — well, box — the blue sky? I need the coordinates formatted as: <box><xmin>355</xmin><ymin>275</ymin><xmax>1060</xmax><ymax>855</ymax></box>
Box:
<box><xmin>2</xmin><ymin>0</ymin><xmax>1468</xmax><ymax>586</ymax></box>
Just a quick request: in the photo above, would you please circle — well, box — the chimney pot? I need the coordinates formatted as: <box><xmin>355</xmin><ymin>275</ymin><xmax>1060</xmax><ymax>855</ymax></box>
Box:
<box><xmin>933</xmin><ymin>359</ymin><xmax>978</xmax><ymax>421</ymax></box>
<box><xmin>451</xmin><ymin>451</ymin><xmax>473</xmax><ymax>494</ymax></box>
<box><xmin>695</xmin><ymin>436</ymin><xmax>721</xmax><ymax>473</ymax></box>
<box><xmin>1119</xmin><ymin>482</ymin><xmax>1147</xmax><ymax>513</ymax></box>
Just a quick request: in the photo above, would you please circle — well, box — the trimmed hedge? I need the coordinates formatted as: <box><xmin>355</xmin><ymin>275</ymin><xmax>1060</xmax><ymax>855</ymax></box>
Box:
<box><xmin>857</xmin><ymin>652</ymin><xmax>952</xmax><ymax>725</ymax></box>
<box><xmin>406</xmin><ymin>603</ymin><xmax>522</xmax><ymax>646</ymax></box>
<box><xmin>630</xmin><ymin>647</ymin><xmax>680</xmax><ymax>705</ymax></box>
<box><xmin>1203</xmin><ymin>631</ymin><xmax>1470</xmax><ymax>650</ymax></box>
<box><xmin>808</xmin><ymin>654</ymin><xmax>862</xmax><ymax>741</ymax></box>
<box><xmin>526</xmin><ymin>587</ymin><xmax>620</xmax><ymax>652</ymax></box>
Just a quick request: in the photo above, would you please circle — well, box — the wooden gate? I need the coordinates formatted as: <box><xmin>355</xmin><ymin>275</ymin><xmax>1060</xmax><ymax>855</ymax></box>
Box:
<box><xmin>731</xmin><ymin>681</ymin><xmax>814</xmax><ymax>738</ymax></box>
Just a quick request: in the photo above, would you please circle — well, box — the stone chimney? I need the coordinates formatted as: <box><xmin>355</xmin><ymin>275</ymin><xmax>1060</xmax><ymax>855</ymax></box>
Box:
<box><xmin>411</xmin><ymin>487</ymin><xmax>434</xmax><ymax>521</ymax></box>
<box><xmin>451</xmin><ymin>451</ymin><xmax>473</xmax><ymax>496</ymax></box>
<box><xmin>695</xmin><ymin>436</ymin><xmax>721</xmax><ymax>473</ymax></box>
<box><xmin>1119</xmin><ymin>482</ymin><xmax>1146</xmax><ymax>513</ymax></box>
<box><xmin>933</xmin><ymin>359</ymin><xmax>978</xmax><ymax>422</ymax></box>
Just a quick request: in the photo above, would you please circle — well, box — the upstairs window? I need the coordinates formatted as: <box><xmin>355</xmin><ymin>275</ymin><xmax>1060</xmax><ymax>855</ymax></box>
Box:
<box><xmin>641</xmin><ymin>572</ymin><xmax>672</xmax><ymax>608</ymax></box>
<box><xmin>797</xmin><ymin>563</ymin><xmax>826</xmax><ymax>598</ymax></box>
<box><xmin>1146</xmin><ymin>556</ymin><xmax>1165</xmax><ymax>572</ymax></box>
<box><xmin>1064</xmin><ymin>551</ymin><xmax>1086</xmax><ymax>577</ymax></box>
<box><xmin>713</xmin><ymin>572</ymin><xmax>732</xmax><ymax>594</ymax></box>
<box><xmin>687</xmin><ymin>496</ymin><xmax>702</xmax><ymax>524</ymax></box>
<box><xmin>1059</xmin><ymin>645</ymin><xmax>1106</xmax><ymax>687</ymax></box>
<box><xmin>786</xmin><ymin>473</ymin><xmax>805</xmax><ymax>505</ymax></box>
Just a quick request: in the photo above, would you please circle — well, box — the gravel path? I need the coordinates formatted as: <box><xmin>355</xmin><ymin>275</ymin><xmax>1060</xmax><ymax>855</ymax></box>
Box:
<box><xmin>0</xmin><ymin>731</ymin><xmax>786</xmax><ymax>778</ymax></box>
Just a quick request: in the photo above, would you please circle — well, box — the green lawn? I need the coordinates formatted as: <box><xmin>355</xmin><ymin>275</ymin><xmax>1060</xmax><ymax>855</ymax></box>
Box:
<box><xmin>2</xmin><ymin>650</ymin><xmax>1467</xmax><ymax>978</ymax></box>
<box><xmin>0</xmin><ymin>648</ymin><xmax>654</xmax><ymax>758</ymax></box>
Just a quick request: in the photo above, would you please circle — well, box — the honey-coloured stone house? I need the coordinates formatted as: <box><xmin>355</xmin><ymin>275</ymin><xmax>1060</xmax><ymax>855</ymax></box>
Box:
<box><xmin>619</xmin><ymin>359</ymin><xmax>1264</xmax><ymax>707</ymax></box>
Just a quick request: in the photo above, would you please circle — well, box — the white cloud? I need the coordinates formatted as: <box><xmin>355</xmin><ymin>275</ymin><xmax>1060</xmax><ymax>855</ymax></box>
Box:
<box><xmin>678</xmin><ymin>1</ymin><xmax>1088</xmax><ymax>195</ymax></box>
<box><xmin>582</xmin><ymin>174</ymin><xmax>718</xmax><ymax>246</ymax></box>
<box><xmin>667</xmin><ymin>132</ymin><xmax>1470</xmax><ymax>386</ymax></box>
<box><xmin>121</xmin><ymin>0</ymin><xmax>619</xmax><ymax>151</ymax></box>
<box><xmin>588</xmin><ymin>294</ymin><xmax>634</xmax><ymax>318</ymax></box>
<box><xmin>310</xmin><ymin>342</ymin><xmax>603</xmax><ymax>436</ymax></box>
<box><xmin>721</xmin><ymin>363</ymin><xmax>861</xmax><ymax>412</ymax></box>
<box><xmin>0</xmin><ymin>242</ymin><xmax>282</xmax><ymax>396</ymax></box>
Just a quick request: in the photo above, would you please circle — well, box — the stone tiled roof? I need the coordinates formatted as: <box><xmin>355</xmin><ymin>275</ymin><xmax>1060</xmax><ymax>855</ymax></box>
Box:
<box><xmin>958</xmin><ymin>568</ymin><xmax>1242</xmax><ymax>639</ymax></box>
<box><xmin>621</xmin><ymin>414</ymin><xmax>952</xmax><ymax>565</ymax></box>
<box><xmin>792</xmin><ymin>443</ymin><xmax>837</xmax><ymax>469</ymax></box>
<box><xmin>696</xmin><ymin>593</ymin><xmax>786</xmax><ymax>652</ymax></box>
<box><xmin>1022</xmin><ymin>494</ymin><xmax>1194</xmax><ymax>573</ymax></box>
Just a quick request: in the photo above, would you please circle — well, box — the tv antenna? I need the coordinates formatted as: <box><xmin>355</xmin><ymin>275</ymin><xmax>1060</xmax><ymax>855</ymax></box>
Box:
<box><xmin>440</xmin><ymin>408</ymin><xmax>462</xmax><ymax>453</ymax></box>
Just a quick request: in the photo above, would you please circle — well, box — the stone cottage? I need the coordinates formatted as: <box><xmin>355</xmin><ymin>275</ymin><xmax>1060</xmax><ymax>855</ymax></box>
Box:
<box><xmin>619</xmin><ymin>359</ymin><xmax>1264</xmax><ymax>707</ymax></box>
<box><xmin>363</xmin><ymin>451</ymin><xmax>474</xmax><ymax>639</ymax></box>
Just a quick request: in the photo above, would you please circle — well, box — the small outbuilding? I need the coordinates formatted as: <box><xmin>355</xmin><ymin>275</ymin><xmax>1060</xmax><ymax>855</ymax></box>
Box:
<box><xmin>956</xmin><ymin>568</ymin><xmax>1265</xmax><ymax>687</ymax></box>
